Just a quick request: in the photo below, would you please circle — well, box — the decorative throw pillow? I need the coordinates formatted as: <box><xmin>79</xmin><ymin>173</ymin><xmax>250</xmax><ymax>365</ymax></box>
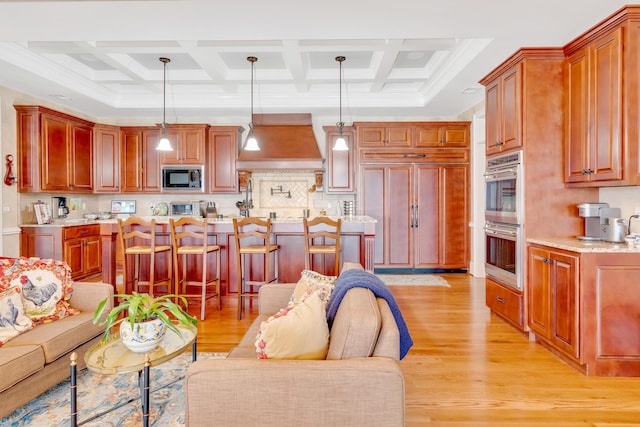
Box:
<box><xmin>255</xmin><ymin>291</ymin><xmax>330</xmax><ymax>360</ymax></box>
<box><xmin>288</xmin><ymin>270</ymin><xmax>336</xmax><ymax>308</ymax></box>
<box><xmin>2</xmin><ymin>257</ymin><xmax>78</xmax><ymax>324</ymax></box>
<box><xmin>0</xmin><ymin>287</ymin><xmax>34</xmax><ymax>346</ymax></box>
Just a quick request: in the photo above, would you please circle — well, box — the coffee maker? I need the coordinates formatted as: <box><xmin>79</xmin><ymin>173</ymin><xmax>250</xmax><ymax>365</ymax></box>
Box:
<box><xmin>52</xmin><ymin>196</ymin><xmax>69</xmax><ymax>219</ymax></box>
<box><xmin>577</xmin><ymin>202</ymin><xmax>609</xmax><ymax>240</ymax></box>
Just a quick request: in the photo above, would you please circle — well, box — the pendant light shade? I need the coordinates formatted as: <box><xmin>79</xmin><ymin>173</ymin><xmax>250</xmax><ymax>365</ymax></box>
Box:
<box><xmin>156</xmin><ymin>57</ymin><xmax>174</xmax><ymax>151</ymax></box>
<box><xmin>333</xmin><ymin>56</ymin><xmax>349</xmax><ymax>151</ymax></box>
<box><xmin>244</xmin><ymin>56</ymin><xmax>260</xmax><ymax>151</ymax></box>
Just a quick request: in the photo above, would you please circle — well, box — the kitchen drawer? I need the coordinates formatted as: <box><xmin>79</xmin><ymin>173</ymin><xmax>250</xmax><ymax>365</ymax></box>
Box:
<box><xmin>486</xmin><ymin>278</ymin><xmax>523</xmax><ymax>328</ymax></box>
<box><xmin>63</xmin><ymin>224</ymin><xmax>100</xmax><ymax>240</ymax></box>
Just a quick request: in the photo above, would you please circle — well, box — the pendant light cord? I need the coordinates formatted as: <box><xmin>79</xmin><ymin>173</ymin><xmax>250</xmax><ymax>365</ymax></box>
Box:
<box><xmin>336</xmin><ymin>56</ymin><xmax>346</xmax><ymax>134</ymax></box>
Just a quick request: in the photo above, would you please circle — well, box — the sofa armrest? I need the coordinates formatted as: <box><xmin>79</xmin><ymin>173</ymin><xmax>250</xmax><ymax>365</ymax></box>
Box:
<box><xmin>69</xmin><ymin>282</ymin><xmax>114</xmax><ymax>313</ymax></box>
<box><xmin>258</xmin><ymin>283</ymin><xmax>296</xmax><ymax>315</ymax></box>
<box><xmin>185</xmin><ymin>357</ymin><xmax>404</xmax><ymax>427</ymax></box>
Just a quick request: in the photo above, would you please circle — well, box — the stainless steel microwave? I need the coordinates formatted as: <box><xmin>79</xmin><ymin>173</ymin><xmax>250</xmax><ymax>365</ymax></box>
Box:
<box><xmin>162</xmin><ymin>166</ymin><xmax>204</xmax><ymax>192</ymax></box>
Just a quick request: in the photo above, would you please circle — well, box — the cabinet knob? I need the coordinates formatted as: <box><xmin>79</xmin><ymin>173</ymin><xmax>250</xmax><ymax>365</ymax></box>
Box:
<box><xmin>496</xmin><ymin>296</ymin><xmax>506</xmax><ymax>304</ymax></box>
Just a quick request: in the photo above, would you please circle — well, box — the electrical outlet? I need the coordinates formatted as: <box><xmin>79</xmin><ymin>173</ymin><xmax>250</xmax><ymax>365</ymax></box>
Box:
<box><xmin>2</xmin><ymin>205</ymin><xmax>10</xmax><ymax>213</ymax></box>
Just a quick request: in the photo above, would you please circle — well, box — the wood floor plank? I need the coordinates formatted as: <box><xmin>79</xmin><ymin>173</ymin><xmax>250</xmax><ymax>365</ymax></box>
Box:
<box><xmin>177</xmin><ymin>273</ymin><xmax>640</xmax><ymax>425</ymax></box>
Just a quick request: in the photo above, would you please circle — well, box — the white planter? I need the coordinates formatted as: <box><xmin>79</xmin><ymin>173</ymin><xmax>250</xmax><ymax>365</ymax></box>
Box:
<box><xmin>119</xmin><ymin>318</ymin><xmax>167</xmax><ymax>353</ymax></box>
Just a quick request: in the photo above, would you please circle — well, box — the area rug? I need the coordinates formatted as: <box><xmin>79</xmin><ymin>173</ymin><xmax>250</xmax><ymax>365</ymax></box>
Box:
<box><xmin>2</xmin><ymin>351</ymin><xmax>227</xmax><ymax>427</ymax></box>
<box><xmin>377</xmin><ymin>274</ymin><xmax>451</xmax><ymax>287</ymax></box>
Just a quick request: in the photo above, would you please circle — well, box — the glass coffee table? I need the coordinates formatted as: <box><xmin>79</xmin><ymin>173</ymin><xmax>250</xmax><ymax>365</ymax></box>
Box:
<box><xmin>70</xmin><ymin>324</ymin><xmax>197</xmax><ymax>427</ymax></box>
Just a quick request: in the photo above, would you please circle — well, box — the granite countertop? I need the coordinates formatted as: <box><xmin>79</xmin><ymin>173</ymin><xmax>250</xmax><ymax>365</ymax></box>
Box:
<box><xmin>21</xmin><ymin>215</ymin><xmax>377</xmax><ymax>227</ymax></box>
<box><xmin>528</xmin><ymin>237</ymin><xmax>640</xmax><ymax>253</ymax></box>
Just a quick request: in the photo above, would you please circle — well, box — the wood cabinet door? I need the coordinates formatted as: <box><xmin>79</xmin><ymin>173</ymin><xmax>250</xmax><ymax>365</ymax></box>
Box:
<box><xmin>121</xmin><ymin>129</ymin><xmax>143</xmax><ymax>193</ymax></box>
<box><xmin>94</xmin><ymin>125</ymin><xmax>121</xmax><ymax>193</ymax></box>
<box><xmin>415</xmin><ymin>124</ymin><xmax>441</xmax><ymax>147</ymax></box>
<box><xmin>69</xmin><ymin>122</ymin><xmax>93</xmax><ymax>191</ymax></box>
<box><xmin>565</xmin><ymin>48</ymin><xmax>590</xmax><ymax>183</ymax></box>
<box><xmin>357</xmin><ymin>126</ymin><xmax>386</xmax><ymax>147</ymax></box>
<box><xmin>15</xmin><ymin>106</ymin><xmax>39</xmax><ymax>193</ymax></box>
<box><xmin>181</xmin><ymin>128</ymin><xmax>205</xmax><ymax>164</ymax></box>
<box><xmin>439</xmin><ymin>164</ymin><xmax>468</xmax><ymax>267</ymax></box>
<box><xmin>528</xmin><ymin>246</ymin><xmax>551</xmax><ymax>338</ymax></box>
<box><xmin>324</xmin><ymin>126</ymin><xmax>355</xmax><ymax>193</ymax></box>
<box><xmin>589</xmin><ymin>27</ymin><xmax>623</xmax><ymax>182</ymax></box>
<box><xmin>485</xmin><ymin>79</ymin><xmax>502</xmax><ymax>156</ymax></box>
<box><xmin>83</xmin><ymin>235</ymin><xmax>102</xmax><ymax>277</ymax></box>
<box><xmin>414</xmin><ymin>164</ymin><xmax>439</xmax><ymax>266</ymax></box>
<box><xmin>500</xmin><ymin>64</ymin><xmax>522</xmax><ymax>152</ymax></box>
<box><xmin>142</xmin><ymin>130</ymin><xmax>162</xmax><ymax>192</ymax></box>
<box><xmin>40</xmin><ymin>113</ymin><xmax>70</xmax><ymax>191</ymax></box>
<box><xmin>442</xmin><ymin>125</ymin><xmax>470</xmax><ymax>148</ymax></box>
<box><xmin>386</xmin><ymin>164</ymin><xmax>413</xmax><ymax>268</ymax></box>
<box><xmin>360</xmin><ymin>165</ymin><xmax>386</xmax><ymax>266</ymax></box>
<box><xmin>208</xmin><ymin>128</ymin><xmax>239</xmax><ymax>193</ymax></box>
<box><xmin>386</xmin><ymin>126</ymin><xmax>413</xmax><ymax>147</ymax></box>
<box><xmin>550</xmin><ymin>251</ymin><xmax>579</xmax><ymax>358</ymax></box>
<box><xmin>64</xmin><ymin>238</ymin><xmax>85</xmax><ymax>279</ymax></box>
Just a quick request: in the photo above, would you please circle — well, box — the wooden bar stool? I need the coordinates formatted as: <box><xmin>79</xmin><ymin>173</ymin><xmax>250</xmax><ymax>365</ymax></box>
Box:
<box><xmin>233</xmin><ymin>217</ymin><xmax>279</xmax><ymax>319</ymax></box>
<box><xmin>303</xmin><ymin>216</ymin><xmax>342</xmax><ymax>276</ymax></box>
<box><xmin>169</xmin><ymin>217</ymin><xmax>221</xmax><ymax>320</ymax></box>
<box><xmin>117</xmin><ymin>217</ymin><xmax>172</xmax><ymax>296</ymax></box>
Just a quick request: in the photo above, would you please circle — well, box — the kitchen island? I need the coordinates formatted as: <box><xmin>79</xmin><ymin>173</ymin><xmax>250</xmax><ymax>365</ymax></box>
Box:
<box><xmin>527</xmin><ymin>237</ymin><xmax>640</xmax><ymax>376</ymax></box>
<box><xmin>22</xmin><ymin>216</ymin><xmax>376</xmax><ymax>293</ymax></box>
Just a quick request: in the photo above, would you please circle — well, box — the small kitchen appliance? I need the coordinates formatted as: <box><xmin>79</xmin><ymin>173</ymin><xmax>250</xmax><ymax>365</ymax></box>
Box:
<box><xmin>599</xmin><ymin>207</ymin><xmax>626</xmax><ymax>243</ymax></box>
<box><xmin>577</xmin><ymin>202</ymin><xmax>609</xmax><ymax>240</ymax></box>
<box><xmin>170</xmin><ymin>200</ymin><xmax>206</xmax><ymax>217</ymax></box>
<box><xmin>52</xmin><ymin>196</ymin><xmax>69</xmax><ymax>219</ymax></box>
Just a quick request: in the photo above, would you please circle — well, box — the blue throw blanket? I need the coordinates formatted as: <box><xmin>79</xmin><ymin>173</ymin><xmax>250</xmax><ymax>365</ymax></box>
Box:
<box><xmin>326</xmin><ymin>269</ymin><xmax>414</xmax><ymax>359</ymax></box>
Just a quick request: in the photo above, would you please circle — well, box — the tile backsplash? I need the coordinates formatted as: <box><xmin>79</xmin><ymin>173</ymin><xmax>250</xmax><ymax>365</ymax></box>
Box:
<box><xmin>18</xmin><ymin>171</ymin><xmax>355</xmax><ymax>223</ymax></box>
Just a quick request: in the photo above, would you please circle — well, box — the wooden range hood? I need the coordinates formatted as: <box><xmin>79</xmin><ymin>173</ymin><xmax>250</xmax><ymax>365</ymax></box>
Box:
<box><xmin>236</xmin><ymin>113</ymin><xmax>324</xmax><ymax>172</ymax></box>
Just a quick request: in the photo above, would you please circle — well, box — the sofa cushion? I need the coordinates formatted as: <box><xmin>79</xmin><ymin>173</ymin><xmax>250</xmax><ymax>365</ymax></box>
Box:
<box><xmin>288</xmin><ymin>270</ymin><xmax>336</xmax><ymax>308</ymax></box>
<box><xmin>326</xmin><ymin>287</ymin><xmax>381</xmax><ymax>360</ymax></box>
<box><xmin>255</xmin><ymin>292</ymin><xmax>329</xmax><ymax>360</ymax></box>
<box><xmin>3</xmin><ymin>312</ymin><xmax>102</xmax><ymax>363</ymax></box>
<box><xmin>0</xmin><ymin>344</ymin><xmax>44</xmax><ymax>393</ymax></box>
<box><xmin>0</xmin><ymin>257</ymin><xmax>79</xmax><ymax>325</ymax></box>
<box><xmin>0</xmin><ymin>287</ymin><xmax>34</xmax><ymax>346</ymax></box>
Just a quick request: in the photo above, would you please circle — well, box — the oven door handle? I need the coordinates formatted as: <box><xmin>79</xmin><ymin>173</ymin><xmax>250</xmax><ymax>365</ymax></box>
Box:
<box><xmin>484</xmin><ymin>167</ymin><xmax>518</xmax><ymax>182</ymax></box>
<box><xmin>484</xmin><ymin>227</ymin><xmax>518</xmax><ymax>241</ymax></box>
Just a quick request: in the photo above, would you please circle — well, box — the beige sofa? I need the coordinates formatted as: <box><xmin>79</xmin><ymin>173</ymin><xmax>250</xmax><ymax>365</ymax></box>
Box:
<box><xmin>185</xmin><ymin>266</ymin><xmax>405</xmax><ymax>427</ymax></box>
<box><xmin>0</xmin><ymin>281</ymin><xmax>113</xmax><ymax>418</ymax></box>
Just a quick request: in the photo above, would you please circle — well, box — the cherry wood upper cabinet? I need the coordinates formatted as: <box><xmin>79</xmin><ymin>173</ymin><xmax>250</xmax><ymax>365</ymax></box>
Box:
<box><xmin>414</xmin><ymin>123</ymin><xmax>470</xmax><ymax>148</ymax></box>
<box><xmin>324</xmin><ymin>125</ymin><xmax>356</xmax><ymax>193</ymax></box>
<box><xmin>160</xmin><ymin>124</ymin><xmax>207</xmax><ymax>165</ymax></box>
<box><xmin>356</xmin><ymin>123</ymin><xmax>413</xmax><ymax>147</ymax></box>
<box><xmin>121</xmin><ymin>127</ymin><xmax>161</xmax><ymax>193</ymax></box>
<box><xmin>565</xmin><ymin>27</ymin><xmax>623</xmax><ymax>184</ymax></box>
<box><xmin>207</xmin><ymin>126</ymin><xmax>243</xmax><ymax>193</ymax></box>
<box><xmin>94</xmin><ymin>124</ymin><xmax>121</xmax><ymax>193</ymax></box>
<box><xmin>563</xmin><ymin>6</ymin><xmax>640</xmax><ymax>187</ymax></box>
<box><xmin>482</xmin><ymin>63</ymin><xmax>522</xmax><ymax>156</ymax></box>
<box><xmin>15</xmin><ymin>105</ymin><xmax>94</xmax><ymax>193</ymax></box>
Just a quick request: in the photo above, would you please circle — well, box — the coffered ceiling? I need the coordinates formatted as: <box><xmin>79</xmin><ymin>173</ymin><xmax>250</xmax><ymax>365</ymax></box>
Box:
<box><xmin>0</xmin><ymin>0</ymin><xmax>629</xmax><ymax>123</ymax></box>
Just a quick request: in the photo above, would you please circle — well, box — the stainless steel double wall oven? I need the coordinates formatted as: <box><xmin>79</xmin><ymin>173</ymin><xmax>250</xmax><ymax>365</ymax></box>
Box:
<box><xmin>484</xmin><ymin>151</ymin><xmax>523</xmax><ymax>290</ymax></box>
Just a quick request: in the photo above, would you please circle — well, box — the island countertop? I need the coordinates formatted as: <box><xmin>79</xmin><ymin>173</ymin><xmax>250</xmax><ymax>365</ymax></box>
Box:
<box><xmin>21</xmin><ymin>215</ymin><xmax>377</xmax><ymax>291</ymax></box>
<box><xmin>527</xmin><ymin>237</ymin><xmax>640</xmax><ymax>253</ymax></box>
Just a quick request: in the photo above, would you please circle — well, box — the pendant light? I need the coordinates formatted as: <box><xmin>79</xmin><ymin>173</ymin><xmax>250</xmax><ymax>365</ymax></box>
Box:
<box><xmin>333</xmin><ymin>56</ymin><xmax>349</xmax><ymax>151</ymax></box>
<box><xmin>156</xmin><ymin>57</ymin><xmax>174</xmax><ymax>151</ymax></box>
<box><xmin>244</xmin><ymin>56</ymin><xmax>260</xmax><ymax>151</ymax></box>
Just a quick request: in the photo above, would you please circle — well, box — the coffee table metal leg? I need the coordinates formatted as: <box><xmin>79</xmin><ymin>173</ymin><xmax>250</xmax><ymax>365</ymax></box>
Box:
<box><xmin>70</xmin><ymin>352</ymin><xmax>78</xmax><ymax>427</ymax></box>
<box><xmin>143</xmin><ymin>354</ymin><xmax>150</xmax><ymax>427</ymax></box>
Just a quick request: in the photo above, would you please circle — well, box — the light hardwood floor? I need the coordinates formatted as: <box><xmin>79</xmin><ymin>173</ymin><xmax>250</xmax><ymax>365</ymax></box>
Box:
<box><xmin>183</xmin><ymin>273</ymin><xmax>640</xmax><ymax>426</ymax></box>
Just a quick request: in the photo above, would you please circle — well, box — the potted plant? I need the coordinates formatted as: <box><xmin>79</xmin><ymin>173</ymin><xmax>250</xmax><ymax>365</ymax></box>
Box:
<box><xmin>93</xmin><ymin>292</ymin><xmax>198</xmax><ymax>353</ymax></box>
